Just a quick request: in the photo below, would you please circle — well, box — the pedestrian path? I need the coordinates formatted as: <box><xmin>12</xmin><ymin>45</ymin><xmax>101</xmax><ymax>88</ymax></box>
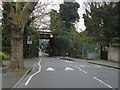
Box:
<box><xmin>2</xmin><ymin>57</ymin><xmax>39</xmax><ymax>88</ymax></box>
<box><xmin>88</xmin><ymin>60</ymin><xmax>119</xmax><ymax>69</ymax></box>
<box><xmin>59</xmin><ymin>57</ymin><xmax>119</xmax><ymax>70</ymax></box>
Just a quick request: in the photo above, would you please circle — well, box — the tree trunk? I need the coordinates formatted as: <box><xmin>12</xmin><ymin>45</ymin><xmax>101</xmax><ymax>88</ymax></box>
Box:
<box><xmin>2</xmin><ymin>2</ymin><xmax>38</xmax><ymax>70</ymax></box>
<box><xmin>9</xmin><ymin>25</ymin><xmax>24</xmax><ymax>70</ymax></box>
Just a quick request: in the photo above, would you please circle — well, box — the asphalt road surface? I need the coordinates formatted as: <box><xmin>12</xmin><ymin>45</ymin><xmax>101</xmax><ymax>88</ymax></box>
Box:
<box><xmin>16</xmin><ymin>56</ymin><xmax>119</xmax><ymax>89</ymax></box>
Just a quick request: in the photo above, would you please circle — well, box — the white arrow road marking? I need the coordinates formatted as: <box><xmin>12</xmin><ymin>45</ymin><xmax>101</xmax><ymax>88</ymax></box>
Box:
<box><xmin>65</xmin><ymin>67</ymin><xmax>74</xmax><ymax>71</ymax></box>
<box><xmin>46</xmin><ymin>67</ymin><xmax>55</xmax><ymax>71</ymax></box>
<box><xmin>79</xmin><ymin>65</ymin><xmax>85</xmax><ymax>67</ymax></box>
<box><xmin>93</xmin><ymin>77</ymin><xmax>115</xmax><ymax>89</ymax></box>
<box><xmin>25</xmin><ymin>59</ymin><xmax>42</xmax><ymax>86</ymax></box>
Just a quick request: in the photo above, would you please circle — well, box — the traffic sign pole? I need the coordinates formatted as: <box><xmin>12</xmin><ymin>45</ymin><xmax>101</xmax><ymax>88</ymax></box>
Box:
<box><xmin>27</xmin><ymin>36</ymin><xmax>32</xmax><ymax>57</ymax></box>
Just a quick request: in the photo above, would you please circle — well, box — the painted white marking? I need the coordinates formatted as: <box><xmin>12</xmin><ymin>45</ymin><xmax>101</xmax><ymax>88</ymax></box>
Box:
<box><xmin>94</xmin><ymin>65</ymin><xmax>101</xmax><ymax>67</ymax></box>
<box><xmin>25</xmin><ymin>59</ymin><xmax>42</xmax><ymax>86</ymax></box>
<box><xmin>74</xmin><ymin>66</ymin><xmax>87</xmax><ymax>74</ymax></box>
<box><xmin>79</xmin><ymin>65</ymin><xmax>85</xmax><ymax>67</ymax></box>
<box><xmin>65</xmin><ymin>60</ymin><xmax>73</xmax><ymax>63</ymax></box>
<box><xmin>93</xmin><ymin>77</ymin><xmax>114</xmax><ymax>89</ymax></box>
<box><xmin>65</xmin><ymin>67</ymin><xmax>74</xmax><ymax>71</ymax></box>
<box><xmin>46</xmin><ymin>67</ymin><xmax>55</xmax><ymax>71</ymax></box>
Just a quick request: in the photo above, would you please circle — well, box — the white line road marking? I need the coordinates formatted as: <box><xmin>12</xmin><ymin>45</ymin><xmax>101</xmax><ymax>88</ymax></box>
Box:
<box><xmin>94</xmin><ymin>65</ymin><xmax>101</xmax><ymax>67</ymax></box>
<box><xmin>65</xmin><ymin>67</ymin><xmax>74</xmax><ymax>71</ymax></box>
<box><xmin>65</xmin><ymin>60</ymin><xmax>73</xmax><ymax>63</ymax></box>
<box><xmin>79</xmin><ymin>65</ymin><xmax>101</xmax><ymax>68</ymax></box>
<box><xmin>46</xmin><ymin>67</ymin><xmax>55</xmax><ymax>71</ymax></box>
<box><xmin>25</xmin><ymin>59</ymin><xmax>42</xmax><ymax>86</ymax></box>
<box><xmin>93</xmin><ymin>77</ymin><xmax>115</xmax><ymax>89</ymax></box>
<box><xmin>79</xmin><ymin>65</ymin><xmax>85</xmax><ymax>67</ymax></box>
<box><xmin>74</xmin><ymin>66</ymin><xmax>87</xmax><ymax>74</ymax></box>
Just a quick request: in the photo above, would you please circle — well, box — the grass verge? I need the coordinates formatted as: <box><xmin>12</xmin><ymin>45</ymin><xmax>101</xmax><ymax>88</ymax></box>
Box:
<box><xmin>9</xmin><ymin>68</ymin><xmax>29</xmax><ymax>75</ymax></box>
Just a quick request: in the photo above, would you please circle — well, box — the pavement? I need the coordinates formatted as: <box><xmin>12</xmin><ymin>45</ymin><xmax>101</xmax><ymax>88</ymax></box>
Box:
<box><xmin>59</xmin><ymin>57</ymin><xmax>120</xmax><ymax>70</ymax></box>
<box><xmin>2</xmin><ymin>57</ymin><xmax>39</xmax><ymax>88</ymax></box>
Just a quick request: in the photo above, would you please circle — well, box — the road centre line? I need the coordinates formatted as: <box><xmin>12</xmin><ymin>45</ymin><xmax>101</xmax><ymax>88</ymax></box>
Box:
<box><xmin>93</xmin><ymin>77</ymin><xmax>115</xmax><ymax>89</ymax></box>
<box><xmin>25</xmin><ymin>59</ymin><xmax>42</xmax><ymax>86</ymax></box>
<box><xmin>74</xmin><ymin>66</ymin><xmax>87</xmax><ymax>74</ymax></box>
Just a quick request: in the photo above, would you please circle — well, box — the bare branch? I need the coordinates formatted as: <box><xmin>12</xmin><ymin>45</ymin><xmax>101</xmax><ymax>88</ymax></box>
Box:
<box><xmin>19</xmin><ymin>2</ymin><xmax>38</xmax><ymax>25</ymax></box>
<box><xmin>32</xmin><ymin>2</ymin><xmax>51</xmax><ymax>31</ymax></box>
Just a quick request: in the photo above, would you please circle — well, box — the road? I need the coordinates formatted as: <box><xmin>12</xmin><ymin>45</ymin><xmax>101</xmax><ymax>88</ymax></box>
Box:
<box><xmin>16</xmin><ymin>56</ymin><xmax>119</xmax><ymax>89</ymax></box>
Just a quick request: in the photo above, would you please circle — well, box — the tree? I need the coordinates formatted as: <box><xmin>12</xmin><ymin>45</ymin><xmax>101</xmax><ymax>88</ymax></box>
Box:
<box><xmin>59</xmin><ymin>2</ymin><xmax>80</xmax><ymax>32</ymax></box>
<box><xmin>48</xmin><ymin>9</ymin><xmax>64</xmax><ymax>56</ymax></box>
<box><xmin>83</xmin><ymin>2</ymin><xmax>120</xmax><ymax>44</ymax></box>
<box><xmin>48</xmin><ymin>2</ymin><xmax>80</xmax><ymax>57</ymax></box>
<box><xmin>2</xmin><ymin>6</ymin><xmax>11</xmax><ymax>54</ymax></box>
<box><xmin>83</xmin><ymin>3</ymin><xmax>104</xmax><ymax>42</ymax></box>
<box><xmin>23</xmin><ymin>16</ymin><xmax>39</xmax><ymax>58</ymax></box>
<box><xmin>50</xmin><ymin>9</ymin><xmax>63</xmax><ymax>36</ymax></box>
<box><xmin>101</xmin><ymin>2</ymin><xmax>120</xmax><ymax>43</ymax></box>
<box><xmin>2</xmin><ymin>1</ymin><xmax>38</xmax><ymax>70</ymax></box>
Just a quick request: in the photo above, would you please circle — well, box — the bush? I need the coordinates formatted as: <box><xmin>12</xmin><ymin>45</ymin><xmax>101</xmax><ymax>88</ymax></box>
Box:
<box><xmin>0</xmin><ymin>52</ymin><xmax>11</xmax><ymax>60</ymax></box>
<box><xmin>112</xmin><ymin>38</ymin><xmax>120</xmax><ymax>47</ymax></box>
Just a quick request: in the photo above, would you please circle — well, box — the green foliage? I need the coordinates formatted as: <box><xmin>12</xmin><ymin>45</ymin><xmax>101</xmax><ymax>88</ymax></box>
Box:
<box><xmin>14</xmin><ymin>68</ymin><xmax>28</xmax><ymax>73</ymax></box>
<box><xmin>0</xmin><ymin>52</ymin><xmax>11</xmax><ymax>60</ymax></box>
<box><xmin>23</xmin><ymin>16</ymin><xmax>39</xmax><ymax>58</ymax></box>
<box><xmin>50</xmin><ymin>9</ymin><xmax>63</xmax><ymax>36</ymax></box>
<box><xmin>53</xmin><ymin>36</ymin><xmax>72</xmax><ymax>56</ymax></box>
<box><xmin>111</xmin><ymin>37</ymin><xmax>120</xmax><ymax>47</ymax></box>
<box><xmin>2</xmin><ymin>9</ymin><xmax>11</xmax><ymax>54</ymax></box>
<box><xmin>48</xmin><ymin>2</ymin><xmax>80</xmax><ymax>57</ymax></box>
<box><xmin>60</xmin><ymin>2</ymin><xmax>79</xmax><ymax>23</ymax></box>
<box><xmin>48</xmin><ymin>2</ymin><xmax>99</xmax><ymax>58</ymax></box>
<box><xmin>10</xmin><ymin>68</ymin><xmax>28</xmax><ymax>73</ymax></box>
<box><xmin>59</xmin><ymin>2</ymin><xmax>80</xmax><ymax>31</ymax></box>
<box><xmin>83</xmin><ymin>2</ymin><xmax>120</xmax><ymax>44</ymax></box>
<box><xmin>2</xmin><ymin>3</ymin><xmax>39</xmax><ymax>58</ymax></box>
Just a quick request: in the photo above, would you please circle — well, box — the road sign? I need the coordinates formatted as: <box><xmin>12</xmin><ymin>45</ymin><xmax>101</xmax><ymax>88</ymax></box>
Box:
<box><xmin>27</xmin><ymin>36</ymin><xmax>32</xmax><ymax>44</ymax></box>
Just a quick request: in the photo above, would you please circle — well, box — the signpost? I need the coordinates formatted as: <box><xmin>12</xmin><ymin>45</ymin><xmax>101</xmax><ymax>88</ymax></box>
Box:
<box><xmin>27</xmin><ymin>36</ymin><xmax>32</xmax><ymax>57</ymax></box>
<box><xmin>27</xmin><ymin>36</ymin><xmax>32</xmax><ymax>44</ymax></box>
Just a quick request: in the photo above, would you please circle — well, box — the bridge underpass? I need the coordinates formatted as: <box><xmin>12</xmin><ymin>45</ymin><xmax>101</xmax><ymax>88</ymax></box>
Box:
<box><xmin>37</xmin><ymin>30</ymin><xmax>53</xmax><ymax>39</ymax></box>
<box><xmin>36</xmin><ymin>31</ymin><xmax>54</xmax><ymax>55</ymax></box>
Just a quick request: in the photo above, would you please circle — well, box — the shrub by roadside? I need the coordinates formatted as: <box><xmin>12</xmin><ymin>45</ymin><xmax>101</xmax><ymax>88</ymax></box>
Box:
<box><xmin>0</xmin><ymin>52</ymin><xmax>11</xmax><ymax>61</ymax></box>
